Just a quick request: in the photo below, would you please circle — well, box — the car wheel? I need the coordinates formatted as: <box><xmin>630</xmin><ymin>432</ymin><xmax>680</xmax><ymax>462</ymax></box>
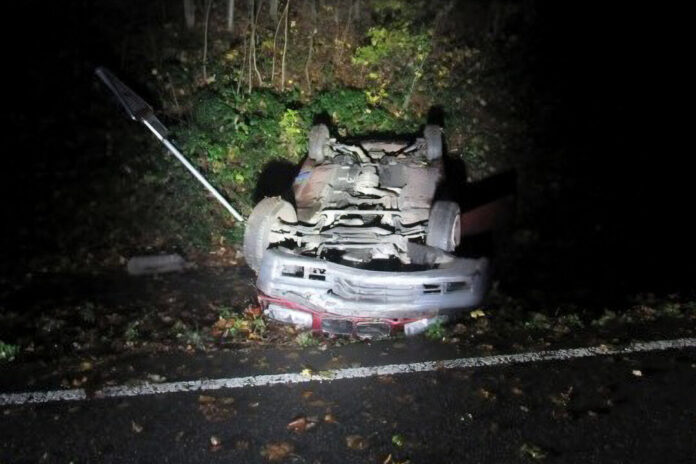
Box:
<box><xmin>243</xmin><ymin>197</ymin><xmax>297</xmax><ymax>272</ymax></box>
<box><xmin>308</xmin><ymin>124</ymin><xmax>330</xmax><ymax>163</ymax></box>
<box><xmin>424</xmin><ymin>124</ymin><xmax>443</xmax><ymax>161</ymax></box>
<box><xmin>426</xmin><ymin>201</ymin><xmax>461</xmax><ymax>252</ymax></box>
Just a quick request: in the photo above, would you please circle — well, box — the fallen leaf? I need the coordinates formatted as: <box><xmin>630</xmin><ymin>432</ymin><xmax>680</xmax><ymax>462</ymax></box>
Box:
<box><xmin>346</xmin><ymin>434</ymin><xmax>369</xmax><ymax>450</ymax></box>
<box><xmin>244</xmin><ymin>305</ymin><xmax>262</xmax><ymax>317</ymax></box>
<box><xmin>287</xmin><ymin>416</ymin><xmax>315</xmax><ymax>433</ymax></box>
<box><xmin>198</xmin><ymin>396</ymin><xmax>237</xmax><ymax>422</ymax></box>
<box><xmin>131</xmin><ymin>420</ymin><xmax>143</xmax><ymax>433</ymax></box>
<box><xmin>79</xmin><ymin>361</ymin><xmax>93</xmax><ymax>371</ymax></box>
<box><xmin>210</xmin><ymin>435</ymin><xmax>222</xmax><ymax>451</ymax></box>
<box><xmin>391</xmin><ymin>434</ymin><xmax>405</xmax><ymax>447</ymax></box>
<box><xmin>477</xmin><ymin>388</ymin><xmax>496</xmax><ymax>401</ymax></box>
<box><xmin>520</xmin><ymin>442</ymin><xmax>547</xmax><ymax>460</ymax></box>
<box><xmin>323</xmin><ymin>413</ymin><xmax>337</xmax><ymax>423</ymax></box>
<box><xmin>470</xmin><ymin>309</ymin><xmax>486</xmax><ymax>319</ymax></box>
<box><xmin>261</xmin><ymin>441</ymin><xmax>294</xmax><ymax>461</ymax></box>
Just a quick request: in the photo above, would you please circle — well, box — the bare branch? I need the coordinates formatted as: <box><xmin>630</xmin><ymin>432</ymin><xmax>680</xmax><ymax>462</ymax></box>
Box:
<box><xmin>281</xmin><ymin>0</ymin><xmax>290</xmax><ymax>91</ymax></box>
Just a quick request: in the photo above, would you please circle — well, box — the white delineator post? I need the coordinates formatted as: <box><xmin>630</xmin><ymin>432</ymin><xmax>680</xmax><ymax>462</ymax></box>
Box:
<box><xmin>142</xmin><ymin>119</ymin><xmax>245</xmax><ymax>222</ymax></box>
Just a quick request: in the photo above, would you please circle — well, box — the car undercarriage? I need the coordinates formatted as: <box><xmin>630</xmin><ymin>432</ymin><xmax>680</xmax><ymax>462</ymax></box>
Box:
<box><xmin>244</xmin><ymin>125</ymin><xmax>490</xmax><ymax>336</ymax></box>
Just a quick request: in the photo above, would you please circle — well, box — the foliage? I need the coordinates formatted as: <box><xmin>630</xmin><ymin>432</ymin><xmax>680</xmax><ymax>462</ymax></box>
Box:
<box><xmin>424</xmin><ymin>320</ymin><xmax>447</xmax><ymax>340</ymax></box>
<box><xmin>295</xmin><ymin>331</ymin><xmax>319</xmax><ymax>347</ymax></box>
<box><xmin>177</xmin><ymin>87</ymin><xmax>418</xmax><ymax>217</ymax></box>
<box><xmin>353</xmin><ymin>27</ymin><xmax>430</xmax><ymax>68</ymax></box>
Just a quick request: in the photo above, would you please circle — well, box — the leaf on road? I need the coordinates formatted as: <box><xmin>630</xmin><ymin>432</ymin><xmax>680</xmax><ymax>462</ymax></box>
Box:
<box><xmin>210</xmin><ymin>435</ymin><xmax>222</xmax><ymax>451</ymax></box>
<box><xmin>346</xmin><ymin>434</ymin><xmax>369</xmax><ymax>450</ymax></box>
<box><xmin>287</xmin><ymin>415</ymin><xmax>318</xmax><ymax>433</ymax></box>
<box><xmin>131</xmin><ymin>420</ymin><xmax>143</xmax><ymax>433</ymax></box>
<box><xmin>520</xmin><ymin>442</ymin><xmax>548</xmax><ymax>461</ymax></box>
<box><xmin>198</xmin><ymin>396</ymin><xmax>237</xmax><ymax>422</ymax></box>
<box><xmin>477</xmin><ymin>388</ymin><xmax>496</xmax><ymax>401</ymax></box>
<box><xmin>391</xmin><ymin>434</ymin><xmax>405</xmax><ymax>447</ymax></box>
<box><xmin>261</xmin><ymin>441</ymin><xmax>295</xmax><ymax>462</ymax></box>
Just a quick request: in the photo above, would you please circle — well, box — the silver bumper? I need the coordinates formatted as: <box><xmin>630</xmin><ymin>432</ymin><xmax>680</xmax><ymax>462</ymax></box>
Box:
<box><xmin>257</xmin><ymin>248</ymin><xmax>489</xmax><ymax>318</ymax></box>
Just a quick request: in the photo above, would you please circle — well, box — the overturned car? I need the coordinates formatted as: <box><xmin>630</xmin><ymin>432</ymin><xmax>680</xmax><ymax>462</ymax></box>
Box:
<box><xmin>245</xmin><ymin>125</ymin><xmax>490</xmax><ymax>337</ymax></box>
<box><xmin>94</xmin><ymin>68</ymin><xmax>491</xmax><ymax>338</ymax></box>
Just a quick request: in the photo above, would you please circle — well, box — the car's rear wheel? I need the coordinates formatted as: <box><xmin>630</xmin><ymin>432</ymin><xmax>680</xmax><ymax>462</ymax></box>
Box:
<box><xmin>308</xmin><ymin>124</ymin><xmax>330</xmax><ymax>163</ymax></box>
<box><xmin>426</xmin><ymin>201</ymin><xmax>461</xmax><ymax>252</ymax></box>
<box><xmin>424</xmin><ymin>125</ymin><xmax>443</xmax><ymax>161</ymax></box>
<box><xmin>243</xmin><ymin>197</ymin><xmax>297</xmax><ymax>272</ymax></box>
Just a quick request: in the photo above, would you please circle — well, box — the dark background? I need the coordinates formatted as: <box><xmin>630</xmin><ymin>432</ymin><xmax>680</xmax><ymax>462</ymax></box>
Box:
<box><xmin>0</xmin><ymin>0</ymin><xmax>692</xmax><ymax>308</ymax></box>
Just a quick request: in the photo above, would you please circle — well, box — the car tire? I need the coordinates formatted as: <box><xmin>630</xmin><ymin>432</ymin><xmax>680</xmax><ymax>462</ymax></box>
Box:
<box><xmin>424</xmin><ymin>124</ymin><xmax>443</xmax><ymax>161</ymax></box>
<box><xmin>308</xmin><ymin>124</ymin><xmax>330</xmax><ymax>163</ymax></box>
<box><xmin>426</xmin><ymin>201</ymin><xmax>461</xmax><ymax>252</ymax></box>
<box><xmin>243</xmin><ymin>197</ymin><xmax>297</xmax><ymax>272</ymax></box>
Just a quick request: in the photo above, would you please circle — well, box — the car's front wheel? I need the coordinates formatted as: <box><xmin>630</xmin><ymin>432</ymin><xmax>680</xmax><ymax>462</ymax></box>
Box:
<box><xmin>426</xmin><ymin>201</ymin><xmax>461</xmax><ymax>252</ymax></box>
<box><xmin>243</xmin><ymin>197</ymin><xmax>297</xmax><ymax>272</ymax></box>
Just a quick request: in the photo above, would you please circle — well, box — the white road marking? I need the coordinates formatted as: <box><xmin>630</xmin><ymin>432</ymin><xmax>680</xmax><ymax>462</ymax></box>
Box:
<box><xmin>2</xmin><ymin>337</ymin><xmax>695</xmax><ymax>406</ymax></box>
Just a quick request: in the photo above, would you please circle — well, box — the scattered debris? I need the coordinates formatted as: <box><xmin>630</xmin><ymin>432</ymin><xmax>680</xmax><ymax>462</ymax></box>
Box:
<box><xmin>632</xmin><ymin>369</ymin><xmax>643</xmax><ymax>377</ymax></box>
<box><xmin>391</xmin><ymin>434</ymin><xmax>405</xmax><ymax>447</ymax></box>
<box><xmin>261</xmin><ymin>441</ymin><xmax>295</xmax><ymax>462</ymax></box>
<box><xmin>127</xmin><ymin>254</ymin><xmax>190</xmax><ymax>275</ymax></box>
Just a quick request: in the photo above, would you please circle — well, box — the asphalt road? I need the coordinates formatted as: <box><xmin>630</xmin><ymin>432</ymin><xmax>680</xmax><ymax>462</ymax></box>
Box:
<box><xmin>2</xmin><ymin>339</ymin><xmax>695</xmax><ymax>463</ymax></box>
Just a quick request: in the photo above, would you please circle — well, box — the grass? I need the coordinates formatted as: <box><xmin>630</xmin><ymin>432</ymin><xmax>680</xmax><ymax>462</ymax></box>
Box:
<box><xmin>424</xmin><ymin>320</ymin><xmax>447</xmax><ymax>340</ymax></box>
<box><xmin>295</xmin><ymin>331</ymin><xmax>320</xmax><ymax>347</ymax></box>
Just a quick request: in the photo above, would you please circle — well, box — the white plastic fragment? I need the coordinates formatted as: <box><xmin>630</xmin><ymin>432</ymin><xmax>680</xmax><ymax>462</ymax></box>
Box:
<box><xmin>404</xmin><ymin>315</ymin><xmax>448</xmax><ymax>336</ymax></box>
<box><xmin>127</xmin><ymin>254</ymin><xmax>189</xmax><ymax>275</ymax></box>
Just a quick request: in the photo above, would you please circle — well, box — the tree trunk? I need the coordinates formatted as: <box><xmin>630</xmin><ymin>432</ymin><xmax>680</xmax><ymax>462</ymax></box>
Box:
<box><xmin>269</xmin><ymin>0</ymin><xmax>278</xmax><ymax>22</ymax></box>
<box><xmin>227</xmin><ymin>0</ymin><xmax>235</xmax><ymax>32</ymax></box>
<box><xmin>184</xmin><ymin>0</ymin><xmax>195</xmax><ymax>29</ymax></box>
<box><xmin>203</xmin><ymin>0</ymin><xmax>213</xmax><ymax>82</ymax></box>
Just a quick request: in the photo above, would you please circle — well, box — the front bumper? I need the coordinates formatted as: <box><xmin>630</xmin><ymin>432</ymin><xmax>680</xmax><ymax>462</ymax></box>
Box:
<box><xmin>256</xmin><ymin>248</ymin><xmax>489</xmax><ymax>319</ymax></box>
